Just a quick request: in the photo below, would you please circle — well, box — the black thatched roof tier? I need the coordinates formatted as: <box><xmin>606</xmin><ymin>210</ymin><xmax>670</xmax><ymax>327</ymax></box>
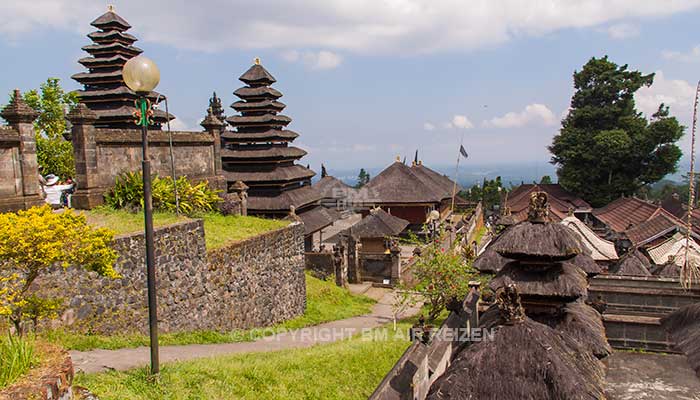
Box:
<box><xmin>87</xmin><ymin>30</ymin><xmax>137</xmax><ymax>44</ymax></box>
<box><xmin>489</xmin><ymin>261</ymin><xmax>588</xmax><ymax>300</ymax></box>
<box><xmin>661</xmin><ymin>302</ymin><xmax>700</xmax><ymax>376</ymax></box>
<box><xmin>231</xmin><ymin>100</ymin><xmax>286</xmax><ymax>114</ymax></box>
<box><xmin>234</xmin><ymin>86</ymin><xmax>283</xmax><ymax>100</ymax></box>
<box><xmin>473</xmin><ymin>247</ymin><xmax>509</xmax><ymax>273</ymax></box>
<box><xmin>222</xmin><ymin>166</ymin><xmax>315</xmax><ymax>184</ymax></box>
<box><xmin>220</xmin><ymin>146</ymin><xmax>306</xmax><ymax>161</ymax></box>
<box><xmin>246</xmin><ymin>185</ymin><xmax>323</xmax><ymax>213</ymax></box>
<box><xmin>346</xmin><ymin>208</ymin><xmax>409</xmax><ymax>239</ymax></box>
<box><xmin>652</xmin><ymin>261</ymin><xmax>681</xmax><ymax>278</ymax></box>
<box><xmin>555</xmin><ymin>301</ymin><xmax>612</xmax><ymax>359</ymax></box>
<box><xmin>222</xmin><ymin>61</ymin><xmax>321</xmax><ymax>220</ymax></box>
<box><xmin>239</xmin><ymin>63</ymin><xmax>276</xmax><ymax>86</ymax></box>
<box><xmin>610</xmin><ymin>249</ymin><xmax>652</xmax><ymax>276</ymax></box>
<box><xmin>492</xmin><ymin>221</ymin><xmax>582</xmax><ymax>262</ymax></box>
<box><xmin>91</xmin><ymin>8</ymin><xmax>131</xmax><ymax>31</ymax></box>
<box><xmin>72</xmin><ymin>7</ymin><xmax>174</xmax><ymax>129</ymax></box>
<box><xmin>427</xmin><ymin>316</ymin><xmax>606</xmax><ymax>400</ymax></box>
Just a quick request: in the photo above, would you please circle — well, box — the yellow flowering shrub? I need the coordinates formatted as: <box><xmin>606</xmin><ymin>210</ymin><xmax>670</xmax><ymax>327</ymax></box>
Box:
<box><xmin>0</xmin><ymin>205</ymin><xmax>118</xmax><ymax>334</ymax></box>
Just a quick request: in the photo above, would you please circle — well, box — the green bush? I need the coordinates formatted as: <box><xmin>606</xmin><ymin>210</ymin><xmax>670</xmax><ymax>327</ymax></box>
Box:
<box><xmin>105</xmin><ymin>171</ymin><xmax>222</xmax><ymax>215</ymax></box>
<box><xmin>0</xmin><ymin>334</ymin><xmax>37</xmax><ymax>389</ymax></box>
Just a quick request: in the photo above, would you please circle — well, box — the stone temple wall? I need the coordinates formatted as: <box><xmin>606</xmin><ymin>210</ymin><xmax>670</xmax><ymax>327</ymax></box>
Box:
<box><xmin>35</xmin><ymin>219</ymin><xmax>305</xmax><ymax>334</ymax></box>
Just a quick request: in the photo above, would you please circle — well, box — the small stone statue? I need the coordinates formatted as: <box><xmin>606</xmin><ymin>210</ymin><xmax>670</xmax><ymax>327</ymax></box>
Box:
<box><xmin>527</xmin><ymin>191</ymin><xmax>549</xmax><ymax>223</ymax></box>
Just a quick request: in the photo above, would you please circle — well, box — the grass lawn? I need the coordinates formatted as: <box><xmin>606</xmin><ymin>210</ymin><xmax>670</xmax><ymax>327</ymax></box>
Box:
<box><xmin>75</xmin><ymin>321</ymin><xmax>415</xmax><ymax>400</ymax></box>
<box><xmin>82</xmin><ymin>208</ymin><xmax>289</xmax><ymax>250</ymax></box>
<box><xmin>42</xmin><ymin>273</ymin><xmax>375</xmax><ymax>351</ymax></box>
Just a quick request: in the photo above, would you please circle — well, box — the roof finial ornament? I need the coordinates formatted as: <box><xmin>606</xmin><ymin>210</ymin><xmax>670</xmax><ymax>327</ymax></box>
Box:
<box><xmin>107</xmin><ymin>4</ymin><xmax>114</xmax><ymax>12</ymax></box>
<box><xmin>254</xmin><ymin>57</ymin><xmax>261</xmax><ymax>65</ymax></box>
<box><xmin>527</xmin><ymin>191</ymin><xmax>550</xmax><ymax>223</ymax></box>
<box><xmin>396</xmin><ymin>155</ymin><xmax>401</xmax><ymax>162</ymax></box>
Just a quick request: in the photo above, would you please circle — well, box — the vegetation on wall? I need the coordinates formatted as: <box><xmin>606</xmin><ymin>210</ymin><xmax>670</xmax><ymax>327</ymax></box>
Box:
<box><xmin>104</xmin><ymin>171</ymin><xmax>222</xmax><ymax>215</ymax></box>
<box><xmin>19</xmin><ymin>78</ymin><xmax>78</xmax><ymax>179</ymax></box>
<box><xmin>0</xmin><ymin>334</ymin><xmax>37</xmax><ymax>389</ymax></box>
<box><xmin>549</xmin><ymin>56</ymin><xmax>684</xmax><ymax>207</ymax></box>
<box><xmin>0</xmin><ymin>205</ymin><xmax>118</xmax><ymax>335</ymax></box>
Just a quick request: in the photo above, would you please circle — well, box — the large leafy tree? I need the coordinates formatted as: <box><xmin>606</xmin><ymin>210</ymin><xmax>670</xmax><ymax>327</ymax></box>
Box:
<box><xmin>18</xmin><ymin>78</ymin><xmax>78</xmax><ymax>179</ymax></box>
<box><xmin>549</xmin><ymin>56</ymin><xmax>684</xmax><ymax>207</ymax></box>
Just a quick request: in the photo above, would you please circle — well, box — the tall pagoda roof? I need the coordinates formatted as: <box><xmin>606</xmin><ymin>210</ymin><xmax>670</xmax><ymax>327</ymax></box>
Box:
<box><xmin>72</xmin><ymin>6</ymin><xmax>174</xmax><ymax>129</ymax></box>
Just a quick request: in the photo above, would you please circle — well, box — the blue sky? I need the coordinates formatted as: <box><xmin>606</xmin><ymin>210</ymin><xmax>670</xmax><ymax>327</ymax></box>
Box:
<box><xmin>1</xmin><ymin>0</ymin><xmax>699</xmax><ymax>179</ymax></box>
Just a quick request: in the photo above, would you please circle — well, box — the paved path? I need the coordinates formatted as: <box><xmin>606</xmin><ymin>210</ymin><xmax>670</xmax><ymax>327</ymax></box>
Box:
<box><xmin>70</xmin><ymin>290</ymin><xmax>421</xmax><ymax>374</ymax></box>
<box><xmin>605</xmin><ymin>352</ymin><xmax>700</xmax><ymax>400</ymax></box>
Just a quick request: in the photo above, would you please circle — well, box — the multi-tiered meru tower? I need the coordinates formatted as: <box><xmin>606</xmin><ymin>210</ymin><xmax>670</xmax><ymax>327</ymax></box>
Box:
<box><xmin>222</xmin><ymin>60</ymin><xmax>336</xmax><ymax>238</ymax></box>
<box><xmin>72</xmin><ymin>6</ymin><xmax>172</xmax><ymax>129</ymax></box>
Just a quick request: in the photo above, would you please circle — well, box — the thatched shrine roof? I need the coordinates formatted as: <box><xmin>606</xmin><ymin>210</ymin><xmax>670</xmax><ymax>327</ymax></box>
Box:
<box><xmin>313</xmin><ymin>176</ymin><xmax>355</xmax><ymax>199</ymax></box>
<box><xmin>427</xmin><ymin>312</ymin><xmax>606</xmax><ymax>399</ymax></box>
<box><xmin>492</xmin><ymin>221</ymin><xmax>582</xmax><ymax>262</ymax></box>
<box><xmin>298</xmin><ymin>206</ymin><xmax>340</xmax><ymax>236</ymax></box>
<box><xmin>661</xmin><ymin>303</ymin><xmax>700</xmax><ymax>377</ymax></box>
<box><xmin>610</xmin><ymin>249</ymin><xmax>652</xmax><ymax>276</ymax></box>
<box><xmin>489</xmin><ymin>261</ymin><xmax>588</xmax><ymax>300</ymax></box>
<box><xmin>556</xmin><ymin>301</ymin><xmax>612</xmax><ymax>359</ymax></box>
<box><xmin>347</xmin><ymin>208</ymin><xmax>409</xmax><ymax>239</ymax></box>
<box><xmin>473</xmin><ymin>246</ymin><xmax>510</xmax><ymax>273</ymax></box>
<box><xmin>363</xmin><ymin>161</ymin><xmax>457</xmax><ymax>204</ymax></box>
<box><xmin>563</xmin><ymin>253</ymin><xmax>603</xmax><ymax>277</ymax></box>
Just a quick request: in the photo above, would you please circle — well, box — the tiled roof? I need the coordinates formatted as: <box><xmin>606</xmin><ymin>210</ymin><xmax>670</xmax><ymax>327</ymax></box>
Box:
<box><xmin>506</xmin><ymin>184</ymin><xmax>591</xmax><ymax>223</ymax></box>
<box><xmin>592</xmin><ymin>197</ymin><xmax>664</xmax><ymax>233</ymax></box>
<box><xmin>647</xmin><ymin>232</ymin><xmax>700</xmax><ymax>267</ymax></box>
<box><xmin>624</xmin><ymin>212</ymin><xmax>685</xmax><ymax>246</ymax></box>
<box><xmin>561</xmin><ymin>216</ymin><xmax>618</xmax><ymax>261</ymax></box>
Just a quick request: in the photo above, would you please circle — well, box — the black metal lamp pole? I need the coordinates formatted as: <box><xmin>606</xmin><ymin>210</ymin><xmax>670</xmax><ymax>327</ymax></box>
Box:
<box><xmin>136</xmin><ymin>95</ymin><xmax>159</xmax><ymax>375</ymax></box>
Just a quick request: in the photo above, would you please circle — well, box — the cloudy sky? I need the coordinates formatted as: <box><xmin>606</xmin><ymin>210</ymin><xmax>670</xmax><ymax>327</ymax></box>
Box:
<box><xmin>1</xmin><ymin>0</ymin><xmax>699</xmax><ymax>175</ymax></box>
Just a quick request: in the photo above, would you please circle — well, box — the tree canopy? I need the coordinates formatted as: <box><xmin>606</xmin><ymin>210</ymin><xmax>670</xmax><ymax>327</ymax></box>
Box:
<box><xmin>549</xmin><ymin>56</ymin><xmax>684</xmax><ymax>207</ymax></box>
<box><xmin>355</xmin><ymin>168</ymin><xmax>370</xmax><ymax>188</ymax></box>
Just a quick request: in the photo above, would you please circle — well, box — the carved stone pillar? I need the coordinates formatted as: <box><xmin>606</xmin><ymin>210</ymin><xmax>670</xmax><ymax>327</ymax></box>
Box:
<box><xmin>200</xmin><ymin>108</ymin><xmax>227</xmax><ymax>191</ymax></box>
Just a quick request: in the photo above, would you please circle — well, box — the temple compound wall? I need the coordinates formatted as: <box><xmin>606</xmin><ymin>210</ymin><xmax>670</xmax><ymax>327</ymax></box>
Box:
<box><xmin>35</xmin><ymin>219</ymin><xmax>306</xmax><ymax>334</ymax></box>
<box><xmin>68</xmin><ymin>104</ymin><xmax>226</xmax><ymax>209</ymax></box>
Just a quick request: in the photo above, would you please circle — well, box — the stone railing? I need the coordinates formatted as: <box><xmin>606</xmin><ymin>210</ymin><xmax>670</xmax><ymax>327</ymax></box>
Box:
<box><xmin>35</xmin><ymin>219</ymin><xmax>305</xmax><ymax>334</ymax></box>
<box><xmin>369</xmin><ymin>285</ymin><xmax>481</xmax><ymax>400</ymax></box>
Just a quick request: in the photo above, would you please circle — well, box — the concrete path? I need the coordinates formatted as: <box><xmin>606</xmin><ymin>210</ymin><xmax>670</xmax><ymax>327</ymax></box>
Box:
<box><xmin>605</xmin><ymin>352</ymin><xmax>700</xmax><ymax>400</ymax></box>
<box><xmin>70</xmin><ymin>290</ymin><xmax>422</xmax><ymax>374</ymax></box>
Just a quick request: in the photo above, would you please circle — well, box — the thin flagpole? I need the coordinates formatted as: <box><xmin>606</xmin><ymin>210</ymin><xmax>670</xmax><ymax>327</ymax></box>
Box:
<box><xmin>683</xmin><ymin>81</ymin><xmax>700</xmax><ymax>288</ymax></box>
<box><xmin>451</xmin><ymin>132</ymin><xmax>465</xmax><ymax>213</ymax></box>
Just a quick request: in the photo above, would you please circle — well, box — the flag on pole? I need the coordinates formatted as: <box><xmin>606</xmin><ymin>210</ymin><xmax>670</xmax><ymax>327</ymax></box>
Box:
<box><xmin>459</xmin><ymin>145</ymin><xmax>468</xmax><ymax>159</ymax></box>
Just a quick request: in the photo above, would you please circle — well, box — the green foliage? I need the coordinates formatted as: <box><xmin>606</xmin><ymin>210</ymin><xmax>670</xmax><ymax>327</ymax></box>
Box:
<box><xmin>0</xmin><ymin>205</ymin><xmax>118</xmax><ymax>335</ymax></box>
<box><xmin>355</xmin><ymin>168</ymin><xmax>370</xmax><ymax>188</ymax></box>
<box><xmin>401</xmin><ymin>233</ymin><xmax>478</xmax><ymax>322</ymax></box>
<box><xmin>20</xmin><ymin>78</ymin><xmax>78</xmax><ymax>179</ymax></box>
<box><xmin>104</xmin><ymin>171</ymin><xmax>222</xmax><ymax>215</ymax></box>
<box><xmin>0</xmin><ymin>334</ymin><xmax>37</xmax><ymax>389</ymax></box>
<box><xmin>201</xmin><ymin>213</ymin><xmax>290</xmax><ymax>250</ymax></box>
<box><xmin>460</xmin><ymin>176</ymin><xmax>504</xmax><ymax>210</ymax></box>
<box><xmin>539</xmin><ymin>175</ymin><xmax>553</xmax><ymax>184</ymax></box>
<box><xmin>75</xmin><ymin>321</ymin><xmax>414</xmax><ymax>400</ymax></box>
<box><xmin>42</xmin><ymin>273</ymin><xmax>375</xmax><ymax>351</ymax></box>
<box><xmin>550</xmin><ymin>56</ymin><xmax>684</xmax><ymax>207</ymax></box>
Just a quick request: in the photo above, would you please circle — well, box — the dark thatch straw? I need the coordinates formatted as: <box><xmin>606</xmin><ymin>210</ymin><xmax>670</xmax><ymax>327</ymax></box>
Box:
<box><xmin>610</xmin><ymin>249</ymin><xmax>651</xmax><ymax>276</ymax></box>
<box><xmin>427</xmin><ymin>318</ymin><xmax>606</xmax><ymax>400</ymax></box>
<box><xmin>492</xmin><ymin>221</ymin><xmax>582</xmax><ymax>262</ymax></box>
<box><xmin>660</xmin><ymin>302</ymin><xmax>700</xmax><ymax>377</ymax></box>
<box><xmin>473</xmin><ymin>247</ymin><xmax>510</xmax><ymax>273</ymax></box>
<box><xmin>564</xmin><ymin>253</ymin><xmax>603</xmax><ymax>277</ymax></box>
<box><xmin>489</xmin><ymin>261</ymin><xmax>588</xmax><ymax>300</ymax></box>
<box><xmin>652</xmin><ymin>261</ymin><xmax>681</xmax><ymax>278</ymax></box>
<box><xmin>556</xmin><ymin>301</ymin><xmax>612</xmax><ymax>359</ymax></box>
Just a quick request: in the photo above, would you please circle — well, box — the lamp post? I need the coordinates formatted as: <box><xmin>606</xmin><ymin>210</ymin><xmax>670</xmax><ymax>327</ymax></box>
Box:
<box><xmin>122</xmin><ymin>55</ymin><xmax>161</xmax><ymax>375</ymax></box>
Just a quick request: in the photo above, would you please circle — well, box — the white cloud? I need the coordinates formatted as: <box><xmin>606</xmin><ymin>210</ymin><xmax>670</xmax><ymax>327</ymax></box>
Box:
<box><xmin>1</xmin><ymin>1</ymin><xmax>698</xmax><ymax>54</ymax></box>
<box><xmin>423</xmin><ymin>122</ymin><xmax>435</xmax><ymax>131</ymax></box>
<box><xmin>352</xmin><ymin>144</ymin><xmax>376</xmax><ymax>152</ymax></box>
<box><xmin>635</xmin><ymin>71</ymin><xmax>695</xmax><ymax>119</ymax></box>
<box><xmin>282</xmin><ymin>49</ymin><xmax>343</xmax><ymax>70</ymax></box>
<box><xmin>604</xmin><ymin>23</ymin><xmax>640</xmax><ymax>39</ymax></box>
<box><xmin>451</xmin><ymin>115</ymin><xmax>473</xmax><ymax>129</ymax></box>
<box><xmin>484</xmin><ymin>103</ymin><xmax>557</xmax><ymax>128</ymax></box>
<box><xmin>662</xmin><ymin>45</ymin><xmax>700</xmax><ymax>62</ymax></box>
